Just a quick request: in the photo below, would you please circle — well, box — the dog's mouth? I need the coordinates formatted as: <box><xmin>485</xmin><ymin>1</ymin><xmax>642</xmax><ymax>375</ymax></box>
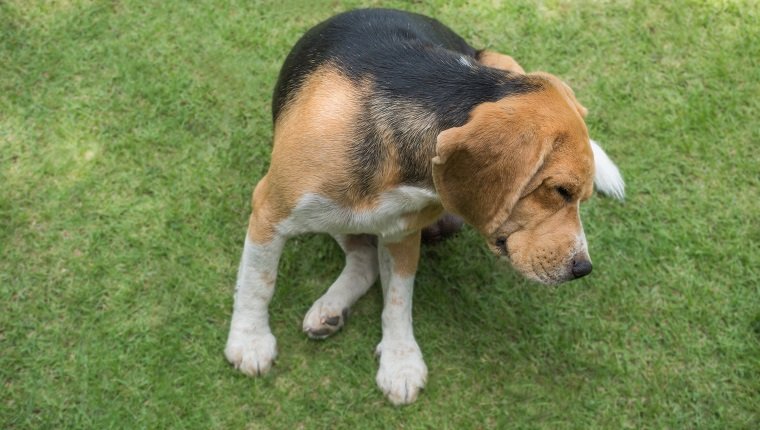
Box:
<box><xmin>512</xmin><ymin>258</ymin><xmax>572</xmax><ymax>285</ymax></box>
<box><xmin>521</xmin><ymin>260</ymin><xmax>570</xmax><ymax>285</ymax></box>
<box><xmin>489</xmin><ymin>236</ymin><xmax>575</xmax><ymax>285</ymax></box>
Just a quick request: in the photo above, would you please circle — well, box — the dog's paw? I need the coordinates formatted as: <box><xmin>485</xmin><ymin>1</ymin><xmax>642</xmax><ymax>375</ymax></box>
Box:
<box><xmin>375</xmin><ymin>341</ymin><xmax>428</xmax><ymax>405</ymax></box>
<box><xmin>303</xmin><ymin>298</ymin><xmax>349</xmax><ymax>339</ymax></box>
<box><xmin>224</xmin><ymin>331</ymin><xmax>277</xmax><ymax>376</ymax></box>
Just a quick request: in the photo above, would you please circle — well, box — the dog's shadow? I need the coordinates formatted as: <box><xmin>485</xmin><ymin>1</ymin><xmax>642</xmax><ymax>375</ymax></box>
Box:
<box><xmin>416</xmin><ymin>230</ymin><xmax>616</xmax><ymax>385</ymax></box>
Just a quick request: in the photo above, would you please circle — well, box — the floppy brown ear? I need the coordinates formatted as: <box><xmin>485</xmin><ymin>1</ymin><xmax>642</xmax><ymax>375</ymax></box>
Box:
<box><xmin>432</xmin><ymin>102</ymin><xmax>550</xmax><ymax>235</ymax></box>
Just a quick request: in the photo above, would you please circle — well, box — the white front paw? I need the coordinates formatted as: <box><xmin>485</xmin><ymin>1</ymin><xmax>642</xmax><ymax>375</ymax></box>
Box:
<box><xmin>375</xmin><ymin>341</ymin><xmax>428</xmax><ymax>405</ymax></box>
<box><xmin>224</xmin><ymin>331</ymin><xmax>277</xmax><ymax>376</ymax></box>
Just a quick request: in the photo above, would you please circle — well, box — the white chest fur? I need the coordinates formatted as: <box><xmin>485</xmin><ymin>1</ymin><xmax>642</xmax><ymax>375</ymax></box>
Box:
<box><xmin>277</xmin><ymin>186</ymin><xmax>440</xmax><ymax>240</ymax></box>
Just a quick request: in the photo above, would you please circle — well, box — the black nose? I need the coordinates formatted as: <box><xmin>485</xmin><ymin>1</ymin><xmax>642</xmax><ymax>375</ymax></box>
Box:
<box><xmin>572</xmin><ymin>259</ymin><xmax>593</xmax><ymax>279</ymax></box>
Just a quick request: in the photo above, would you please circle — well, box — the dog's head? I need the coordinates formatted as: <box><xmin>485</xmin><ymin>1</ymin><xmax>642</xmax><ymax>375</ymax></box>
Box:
<box><xmin>432</xmin><ymin>73</ymin><xmax>623</xmax><ymax>284</ymax></box>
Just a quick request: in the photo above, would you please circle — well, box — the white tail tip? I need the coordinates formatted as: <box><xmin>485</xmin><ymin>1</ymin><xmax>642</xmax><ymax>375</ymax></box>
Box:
<box><xmin>590</xmin><ymin>139</ymin><xmax>625</xmax><ymax>200</ymax></box>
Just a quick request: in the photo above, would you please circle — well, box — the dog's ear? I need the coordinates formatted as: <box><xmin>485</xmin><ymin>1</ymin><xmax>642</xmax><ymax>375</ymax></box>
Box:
<box><xmin>432</xmin><ymin>102</ymin><xmax>550</xmax><ymax>235</ymax></box>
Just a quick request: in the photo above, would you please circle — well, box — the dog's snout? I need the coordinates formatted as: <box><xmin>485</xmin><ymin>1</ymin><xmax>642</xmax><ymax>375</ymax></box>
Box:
<box><xmin>571</xmin><ymin>258</ymin><xmax>593</xmax><ymax>279</ymax></box>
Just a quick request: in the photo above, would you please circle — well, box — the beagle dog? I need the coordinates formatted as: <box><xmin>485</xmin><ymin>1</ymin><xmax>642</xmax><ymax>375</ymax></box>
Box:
<box><xmin>225</xmin><ymin>8</ymin><xmax>624</xmax><ymax>405</ymax></box>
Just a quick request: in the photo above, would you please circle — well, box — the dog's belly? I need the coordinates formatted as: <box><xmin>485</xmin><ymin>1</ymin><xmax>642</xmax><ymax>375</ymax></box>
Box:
<box><xmin>277</xmin><ymin>186</ymin><xmax>442</xmax><ymax>240</ymax></box>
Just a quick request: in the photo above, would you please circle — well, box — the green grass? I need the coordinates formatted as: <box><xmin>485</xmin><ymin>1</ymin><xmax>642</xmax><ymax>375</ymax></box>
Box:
<box><xmin>2</xmin><ymin>0</ymin><xmax>759</xmax><ymax>428</ymax></box>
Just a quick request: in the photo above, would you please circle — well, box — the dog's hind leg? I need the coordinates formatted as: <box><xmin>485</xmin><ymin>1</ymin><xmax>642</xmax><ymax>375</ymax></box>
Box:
<box><xmin>225</xmin><ymin>180</ymin><xmax>287</xmax><ymax>376</ymax></box>
<box><xmin>303</xmin><ymin>234</ymin><xmax>378</xmax><ymax>339</ymax></box>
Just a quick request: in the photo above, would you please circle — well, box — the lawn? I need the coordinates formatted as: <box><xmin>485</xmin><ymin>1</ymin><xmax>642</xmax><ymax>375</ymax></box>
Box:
<box><xmin>2</xmin><ymin>0</ymin><xmax>759</xmax><ymax>428</ymax></box>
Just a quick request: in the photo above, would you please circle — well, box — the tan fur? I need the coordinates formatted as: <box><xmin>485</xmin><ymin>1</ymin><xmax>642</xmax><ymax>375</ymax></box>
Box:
<box><xmin>384</xmin><ymin>231</ymin><xmax>422</xmax><ymax>277</ymax></box>
<box><xmin>536</xmin><ymin>72</ymin><xmax>589</xmax><ymax>118</ymax></box>
<box><xmin>248</xmin><ymin>66</ymin><xmax>388</xmax><ymax>243</ymax></box>
<box><xmin>503</xmin><ymin>198</ymin><xmax>586</xmax><ymax>279</ymax></box>
<box><xmin>432</xmin><ymin>83</ymin><xmax>567</xmax><ymax>235</ymax></box>
<box><xmin>477</xmin><ymin>50</ymin><xmax>526</xmax><ymax>74</ymax></box>
<box><xmin>266</xmin><ymin>66</ymin><xmax>361</xmax><ymax>209</ymax></box>
<box><xmin>258</xmin><ymin>67</ymin><xmax>440</xmax><ymax>223</ymax></box>
<box><xmin>496</xmin><ymin>76</ymin><xmax>594</xmax><ymax>282</ymax></box>
<box><xmin>402</xmin><ymin>203</ymin><xmax>445</xmax><ymax>233</ymax></box>
<box><xmin>247</xmin><ymin>176</ymin><xmax>279</xmax><ymax>244</ymax></box>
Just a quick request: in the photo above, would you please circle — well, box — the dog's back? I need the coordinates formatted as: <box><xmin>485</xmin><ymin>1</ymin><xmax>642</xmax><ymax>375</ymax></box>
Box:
<box><xmin>272</xmin><ymin>8</ymin><xmax>477</xmax><ymax>122</ymax></box>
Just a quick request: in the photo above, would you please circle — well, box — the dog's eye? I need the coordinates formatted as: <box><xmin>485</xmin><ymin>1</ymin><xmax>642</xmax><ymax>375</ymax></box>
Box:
<box><xmin>556</xmin><ymin>186</ymin><xmax>573</xmax><ymax>201</ymax></box>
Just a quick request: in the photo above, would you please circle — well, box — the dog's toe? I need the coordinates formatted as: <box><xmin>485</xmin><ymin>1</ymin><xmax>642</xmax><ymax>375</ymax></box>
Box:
<box><xmin>224</xmin><ymin>331</ymin><xmax>277</xmax><ymax>376</ymax></box>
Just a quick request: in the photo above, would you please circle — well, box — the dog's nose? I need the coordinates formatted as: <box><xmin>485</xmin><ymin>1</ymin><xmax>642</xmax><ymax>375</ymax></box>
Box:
<box><xmin>572</xmin><ymin>258</ymin><xmax>593</xmax><ymax>279</ymax></box>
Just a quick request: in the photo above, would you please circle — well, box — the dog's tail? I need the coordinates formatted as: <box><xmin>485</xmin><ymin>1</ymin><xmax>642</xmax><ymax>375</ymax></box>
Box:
<box><xmin>590</xmin><ymin>139</ymin><xmax>625</xmax><ymax>200</ymax></box>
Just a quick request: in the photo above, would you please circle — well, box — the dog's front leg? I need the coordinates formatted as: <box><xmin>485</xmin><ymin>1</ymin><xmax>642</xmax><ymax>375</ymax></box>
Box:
<box><xmin>375</xmin><ymin>231</ymin><xmax>427</xmax><ymax>405</ymax></box>
<box><xmin>225</xmin><ymin>210</ymin><xmax>286</xmax><ymax>376</ymax></box>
